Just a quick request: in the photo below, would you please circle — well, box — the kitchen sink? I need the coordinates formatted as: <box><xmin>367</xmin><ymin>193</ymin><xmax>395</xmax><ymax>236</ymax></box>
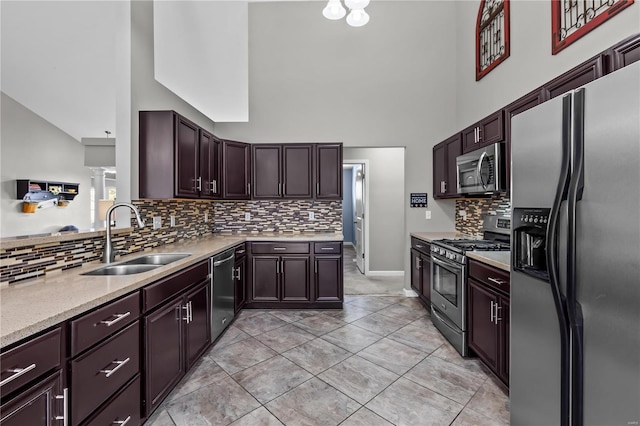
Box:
<box><xmin>82</xmin><ymin>253</ymin><xmax>191</xmax><ymax>276</ymax></box>
<box><xmin>120</xmin><ymin>253</ymin><xmax>191</xmax><ymax>266</ymax></box>
<box><xmin>83</xmin><ymin>264</ymin><xmax>161</xmax><ymax>276</ymax></box>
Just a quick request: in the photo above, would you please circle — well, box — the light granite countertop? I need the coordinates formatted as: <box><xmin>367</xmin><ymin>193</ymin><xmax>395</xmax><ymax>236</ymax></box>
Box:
<box><xmin>467</xmin><ymin>251</ymin><xmax>511</xmax><ymax>272</ymax></box>
<box><xmin>410</xmin><ymin>232</ymin><xmax>465</xmax><ymax>242</ymax></box>
<box><xmin>1</xmin><ymin>232</ymin><xmax>342</xmax><ymax>348</ymax></box>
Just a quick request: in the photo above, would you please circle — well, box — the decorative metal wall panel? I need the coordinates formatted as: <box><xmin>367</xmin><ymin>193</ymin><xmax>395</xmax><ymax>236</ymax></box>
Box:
<box><xmin>552</xmin><ymin>0</ymin><xmax>634</xmax><ymax>54</ymax></box>
<box><xmin>476</xmin><ymin>0</ymin><xmax>511</xmax><ymax>80</ymax></box>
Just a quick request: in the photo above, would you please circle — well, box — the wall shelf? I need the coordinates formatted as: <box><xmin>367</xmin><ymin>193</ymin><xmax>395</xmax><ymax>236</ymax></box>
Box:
<box><xmin>17</xmin><ymin>179</ymin><xmax>79</xmax><ymax>201</ymax></box>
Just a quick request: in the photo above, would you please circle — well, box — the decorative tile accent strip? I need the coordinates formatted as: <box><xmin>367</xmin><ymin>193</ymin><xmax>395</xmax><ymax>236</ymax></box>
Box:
<box><xmin>214</xmin><ymin>200</ymin><xmax>343</xmax><ymax>234</ymax></box>
<box><xmin>455</xmin><ymin>194</ymin><xmax>511</xmax><ymax>236</ymax></box>
<box><xmin>1</xmin><ymin>199</ymin><xmax>343</xmax><ymax>285</ymax></box>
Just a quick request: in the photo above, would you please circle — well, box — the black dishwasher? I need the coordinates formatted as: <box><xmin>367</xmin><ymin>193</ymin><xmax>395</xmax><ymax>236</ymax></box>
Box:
<box><xmin>210</xmin><ymin>249</ymin><xmax>235</xmax><ymax>342</ymax></box>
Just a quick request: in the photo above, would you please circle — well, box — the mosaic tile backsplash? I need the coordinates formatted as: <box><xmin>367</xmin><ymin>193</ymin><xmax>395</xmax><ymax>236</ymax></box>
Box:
<box><xmin>455</xmin><ymin>194</ymin><xmax>511</xmax><ymax>236</ymax></box>
<box><xmin>1</xmin><ymin>199</ymin><xmax>342</xmax><ymax>285</ymax></box>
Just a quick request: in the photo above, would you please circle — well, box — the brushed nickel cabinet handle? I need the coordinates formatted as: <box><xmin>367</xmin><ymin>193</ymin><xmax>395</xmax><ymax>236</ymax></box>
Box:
<box><xmin>488</xmin><ymin>277</ymin><xmax>507</xmax><ymax>286</ymax></box>
<box><xmin>100</xmin><ymin>358</ymin><xmax>130</xmax><ymax>378</ymax></box>
<box><xmin>0</xmin><ymin>363</ymin><xmax>37</xmax><ymax>387</ymax></box>
<box><xmin>54</xmin><ymin>388</ymin><xmax>68</xmax><ymax>426</ymax></box>
<box><xmin>112</xmin><ymin>416</ymin><xmax>131</xmax><ymax>426</ymax></box>
<box><xmin>99</xmin><ymin>312</ymin><xmax>131</xmax><ymax>327</ymax></box>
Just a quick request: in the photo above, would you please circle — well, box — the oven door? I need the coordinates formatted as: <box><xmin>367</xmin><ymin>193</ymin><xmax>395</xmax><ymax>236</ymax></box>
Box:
<box><xmin>430</xmin><ymin>253</ymin><xmax>466</xmax><ymax>331</ymax></box>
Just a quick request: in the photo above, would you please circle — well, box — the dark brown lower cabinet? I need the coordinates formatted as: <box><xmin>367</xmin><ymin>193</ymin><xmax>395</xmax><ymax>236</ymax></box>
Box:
<box><xmin>251</xmin><ymin>256</ymin><xmax>280</xmax><ymax>301</ymax></box>
<box><xmin>410</xmin><ymin>239</ymin><xmax>431</xmax><ymax>308</ymax></box>
<box><xmin>234</xmin><ymin>254</ymin><xmax>246</xmax><ymax>313</ymax></box>
<box><xmin>250</xmin><ymin>256</ymin><xmax>310</xmax><ymax>302</ymax></box>
<box><xmin>314</xmin><ymin>256</ymin><xmax>343</xmax><ymax>302</ymax></box>
<box><xmin>0</xmin><ymin>370</ymin><xmax>65</xmax><ymax>426</ymax></box>
<box><xmin>80</xmin><ymin>375</ymin><xmax>140</xmax><ymax>426</ymax></box>
<box><xmin>143</xmin><ymin>279</ymin><xmax>211</xmax><ymax>417</ymax></box>
<box><xmin>282</xmin><ymin>257</ymin><xmax>310</xmax><ymax>301</ymax></box>
<box><xmin>468</xmin><ymin>277</ymin><xmax>510</xmax><ymax>385</ymax></box>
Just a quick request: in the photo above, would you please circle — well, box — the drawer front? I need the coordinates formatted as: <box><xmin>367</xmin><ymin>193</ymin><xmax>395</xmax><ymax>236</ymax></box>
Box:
<box><xmin>410</xmin><ymin>237</ymin><xmax>430</xmax><ymax>254</ymax></box>
<box><xmin>71</xmin><ymin>322</ymin><xmax>140</xmax><ymax>424</ymax></box>
<box><xmin>250</xmin><ymin>242</ymin><xmax>310</xmax><ymax>254</ymax></box>
<box><xmin>143</xmin><ymin>260</ymin><xmax>209</xmax><ymax>312</ymax></box>
<box><xmin>71</xmin><ymin>292</ymin><xmax>140</xmax><ymax>356</ymax></box>
<box><xmin>234</xmin><ymin>243</ymin><xmax>247</xmax><ymax>259</ymax></box>
<box><xmin>469</xmin><ymin>260</ymin><xmax>510</xmax><ymax>295</ymax></box>
<box><xmin>314</xmin><ymin>242</ymin><xmax>342</xmax><ymax>254</ymax></box>
<box><xmin>81</xmin><ymin>375</ymin><xmax>141</xmax><ymax>426</ymax></box>
<box><xmin>0</xmin><ymin>327</ymin><xmax>62</xmax><ymax>399</ymax></box>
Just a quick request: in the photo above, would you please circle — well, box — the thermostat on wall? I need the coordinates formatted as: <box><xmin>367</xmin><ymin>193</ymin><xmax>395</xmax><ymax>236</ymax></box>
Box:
<box><xmin>410</xmin><ymin>193</ymin><xmax>428</xmax><ymax>208</ymax></box>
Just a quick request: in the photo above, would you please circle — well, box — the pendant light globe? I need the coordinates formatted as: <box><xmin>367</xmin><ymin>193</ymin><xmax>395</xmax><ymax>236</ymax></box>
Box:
<box><xmin>346</xmin><ymin>8</ymin><xmax>369</xmax><ymax>27</ymax></box>
<box><xmin>344</xmin><ymin>0</ymin><xmax>370</xmax><ymax>10</ymax></box>
<box><xmin>323</xmin><ymin>0</ymin><xmax>347</xmax><ymax>20</ymax></box>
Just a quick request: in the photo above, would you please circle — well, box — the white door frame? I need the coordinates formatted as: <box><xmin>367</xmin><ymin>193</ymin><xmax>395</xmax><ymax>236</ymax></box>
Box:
<box><xmin>343</xmin><ymin>159</ymin><xmax>370</xmax><ymax>275</ymax></box>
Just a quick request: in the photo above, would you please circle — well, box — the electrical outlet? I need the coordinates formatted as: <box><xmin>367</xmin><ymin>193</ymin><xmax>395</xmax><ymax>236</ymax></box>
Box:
<box><xmin>204</xmin><ymin>212</ymin><xmax>208</xmax><ymax>223</ymax></box>
<box><xmin>170</xmin><ymin>215</ymin><xmax>176</xmax><ymax>227</ymax></box>
<box><xmin>245</xmin><ymin>212</ymin><xmax>251</xmax><ymax>221</ymax></box>
<box><xmin>459</xmin><ymin>210</ymin><xmax>467</xmax><ymax>220</ymax></box>
<box><xmin>152</xmin><ymin>216</ymin><xmax>162</xmax><ymax>230</ymax></box>
<box><xmin>309</xmin><ymin>211</ymin><xmax>315</xmax><ymax>220</ymax></box>
<box><xmin>425</xmin><ymin>210</ymin><xmax>432</xmax><ymax>220</ymax></box>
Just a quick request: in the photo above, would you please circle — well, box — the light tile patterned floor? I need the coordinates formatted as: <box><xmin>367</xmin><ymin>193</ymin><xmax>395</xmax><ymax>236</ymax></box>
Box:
<box><xmin>146</xmin><ymin>295</ymin><xmax>510</xmax><ymax>426</ymax></box>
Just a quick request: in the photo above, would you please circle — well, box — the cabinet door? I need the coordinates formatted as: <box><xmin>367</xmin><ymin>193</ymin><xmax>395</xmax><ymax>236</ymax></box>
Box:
<box><xmin>281</xmin><ymin>256</ymin><xmax>310</xmax><ymax>302</ymax></box>
<box><xmin>0</xmin><ymin>370</ymin><xmax>64</xmax><ymax>426</ymax></box>
<box><xmin>462</xmin><ymin>126</ymin><xmax>479</xmax><ymax>153</ymax></box>
<box><xmin>283</xmin><ymin>145</ymin><xmax>313</xmax><ymax>199</ymax></box>
<box><xmin>462</xmin><ymin>111</ymin><xmax>504</xmax><ymax>153</ymax></box>
<box><xmin>468</xmin><ymin>279</ymin><xmax>499</xmax><ymax>371</ymax></box>
<box><xmin>222</xmin><ymin>140</ymin><xmax>251</xmax><ymax>199</ymax></box>
<box><xmin>234</xmin><ymin>257</ymin><xmax>246</xmax><ymax>313</ymax></box>
<box><xmin>315</xmin><ymin>144</ymin><xmax>342</xmax><ymax>199</ymax></box>
<box><xmin>252</xmin><ymin>145</ymin><xmax>281</xmax><ymax>199</ymax></box>
<box><xmin>420</xmin><ymin>254</ymin><xmax>431</xmax><ymax>307</ymax></box>
<box><xmin>184</xmin><ymin>281</ymin><xmax>211</xmax><ymax>370</ymax></box>
<box><xmin>144</xmin><ymin>298</ymin><xmax>185</xmax><ymax>416</ymax></box>
<box><xmin>433</xmin><ymin>142</ymin><xmax>447</xmax><ymax>199</ymax></box>
<box><xmin>410</xmin><ymin>249</ymin><xmax>422</xmax><ymax>294</ymax></box>
<box><xmin>498</xmin><ymin>296</ymin><xmax>510</xmax><ymax>385</ymax></box>
<box><xmin>314</xmin><ymin>256</ymin><xmax>342</xmax><ymax>302</ymax></box>
<box><xmin>543</xmin><ymin>55</ymin><xmax>604</xmax><ymax>99</ymax></box>
<box><xmin>445</xmin><ymin>134</ymin><xmax>462</xmax><ymax>196</ymax></box>
<box><xmin>175</xmin><ymin>116</ymin><xmax>200</xmax><ymax>198</ymax></box>
<box><xmin>251</xmin><ymin>256</ymin><xmax>280</xmax><ymax>301</ymax></box>
<box><xmin>200</xmin><ymin>131</ymin><xmax>221</xmax><ymax>198</ymax></box>
<box><xmin>609</xmin><ymin>33</ymin><xmax>640</xmax><ymax>71</ymax></box>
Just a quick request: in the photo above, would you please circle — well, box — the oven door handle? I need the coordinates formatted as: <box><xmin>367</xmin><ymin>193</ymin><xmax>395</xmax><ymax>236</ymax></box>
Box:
<box><xmin>431</xmin><ymin>255</ymin><xmax>461</xmax><ymax>272</ymax></box>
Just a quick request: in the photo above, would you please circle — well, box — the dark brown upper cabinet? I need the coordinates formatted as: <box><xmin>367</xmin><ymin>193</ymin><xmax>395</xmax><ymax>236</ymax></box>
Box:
<box><xmin>503</xmin><ymin>88</ymin><xmax>545</xmax><ymax>195</ymax></box>
<box><xmin>433</xmin><ymin>133</ymin><xmax>462</xmax><ymax>199</ymax></box>
<box><xmin>315</xmin><ymin>144</ymin><xmax>343</xmax><ymax>199</ymax></box>
<box><xmin>252</xmin><ymin>144</ymin><xmax>313</xmax><ymax>199</ymax></box>
<box><xmin>139</xmin><ymin>111</ymin><xmax>220</xmax><ymax>199</ymax></box>
<box><xmin>607</xmin><ymin>33</ymin><xmax>640</xmax><ymax>72</ymax></box>
<box><xmin>222</xmin><ymin>140</ymin><xmax>251</xmax><ymax>200</ymax></box>
<box><xmin>462</xmin><ymin>110</ymin><xmax>505</xmax><ymax>153</ymax></box>
<box><xmin>542</xmin><ymin>55</ymin><xmax>604</xmax><ymax>100</ymax></box>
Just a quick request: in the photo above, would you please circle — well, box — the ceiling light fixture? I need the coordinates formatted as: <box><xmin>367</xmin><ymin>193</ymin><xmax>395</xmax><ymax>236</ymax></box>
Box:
<box><xmin>323</xmin><ymin>0</ymin><xmax>370</xmax><ymax>27</ymax></box>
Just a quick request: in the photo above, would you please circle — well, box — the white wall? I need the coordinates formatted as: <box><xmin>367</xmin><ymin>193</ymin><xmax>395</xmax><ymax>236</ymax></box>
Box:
<box><xmin>1</xmin><ymin>94</ymin><xmax>93</xmax><ymax>237</ymax></box>
<box><xmin>344</xmin><ymin>148</ymin><xmax>405</xmax><ymax>272</ymax></box>
<box><xmin>212</xmin><ymin>1</ymin><xmax>460</xmax><ymax>275</ymax></box>
<box><xmin>454</xmin><ymin>0</ymin><xmax>640</xmax><ymax>128</ymax></box>
<box><xmin>153</xmin><ymin>1</ymin><xmax>248</xmax><ymax>122</ymax></box>
<box><xmin>131</xmin><ymin>0</ymin><xmax>218</xmax><ymax>199</ymax></box>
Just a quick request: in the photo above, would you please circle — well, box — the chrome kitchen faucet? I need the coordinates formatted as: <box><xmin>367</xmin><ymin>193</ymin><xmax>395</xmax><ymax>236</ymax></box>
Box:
<box><xmin>103</xmin><ymin>202</ymin><xmax>145</xmax><ymax>263</ymax></box>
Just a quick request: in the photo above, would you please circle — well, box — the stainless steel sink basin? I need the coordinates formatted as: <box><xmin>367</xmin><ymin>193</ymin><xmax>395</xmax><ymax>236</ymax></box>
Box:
<box><xmin>83</xmin><ymin>264</ymin><xmax>161</xmax><ymax>276</ymax></box>
<box><xmin>120</xmin><ymin>253</ymin><xmax>191</xmax><ymax>266</ymax></box>
<box><xmin>82</xmin><ymin>253</ymin><xmax>191</xmax><ymax>276</ymax></box>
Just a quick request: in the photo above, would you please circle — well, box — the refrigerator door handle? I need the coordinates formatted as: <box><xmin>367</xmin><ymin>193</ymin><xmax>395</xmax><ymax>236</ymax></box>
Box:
<box><xmin>544</xmin><ymin>93</ymin><xmax>574</xmax><ymax>426</ymax></box>
<box><xmin>567</xmin><ymin>88</ymin><xmax>586</xmax><ymax>426</ymax></box>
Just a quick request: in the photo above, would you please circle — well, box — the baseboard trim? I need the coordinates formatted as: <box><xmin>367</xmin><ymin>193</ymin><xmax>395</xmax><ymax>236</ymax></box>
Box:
<box><xmin>404</xmin><ymin>288</ymin><xmax>419</xmax><ymax>298</ymax></box>
<box><xmin>367</xmin><ymin>270</ymin><xmax>405</xmax><ymax>277</ymax></box>
<box><xmin>343</xmin><ymin>242</ymin><xmax>354</xmax><ymax>247</ymax></box>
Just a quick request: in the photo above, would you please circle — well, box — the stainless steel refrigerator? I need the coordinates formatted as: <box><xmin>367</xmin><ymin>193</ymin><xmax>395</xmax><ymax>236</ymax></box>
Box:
<box><xmin>510</xmin><ymin>62</ymin><xmax>640</xmax><ymax>426</ymax></box>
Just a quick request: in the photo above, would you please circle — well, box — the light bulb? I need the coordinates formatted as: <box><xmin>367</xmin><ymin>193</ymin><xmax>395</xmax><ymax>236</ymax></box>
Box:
<box><xmin>346</xmin><ymin>9</ymin><xmax>369</xmax><ymax>27</ymax></box>
<box><xmin>345</xmin><ymin>0</ymin><xmax>370</xmax><ymax>10</ymax></box>
<box><xmin>323</xmin><ymin>0</ymin><xmax>346</xmax><ymax>20</ymax></box>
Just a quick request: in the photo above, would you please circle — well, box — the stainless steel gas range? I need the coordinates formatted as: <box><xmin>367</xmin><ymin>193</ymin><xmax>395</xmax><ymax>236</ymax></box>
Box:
<box><xmin>430</xmin><ymin>215</ymin><xmax>510</xmax><ymax>356</ymax></box>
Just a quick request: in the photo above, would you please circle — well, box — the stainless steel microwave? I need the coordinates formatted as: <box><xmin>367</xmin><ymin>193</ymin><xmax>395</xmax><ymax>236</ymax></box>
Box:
<box><xmin>456</xmin><ymin>143</ymin><xmax>505</xmax><ymax>195</ymax></box>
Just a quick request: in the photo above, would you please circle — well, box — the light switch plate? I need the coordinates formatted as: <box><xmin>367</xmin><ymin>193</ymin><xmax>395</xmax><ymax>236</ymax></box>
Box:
<box><xmin>309</xmin><ymin>211</ymin><xmax>315</xmax><ymax>220</ymax></box>
<box><xmin>204</xmin><ymin>212</ymin><xmax>208</xmax><ymax>223</ymax></box>
<box><xmin>170</xmin><ymin>215</ymin><xmax>176</xmax><ymax>227</ymax></box>
<box><xmin>245</xmin><ymin>212</ymin><xmax>251</xmax><ymax>221</ymax></box>
<box><xmin>425</xmin><ymin>211</ymin><xmax>432</xmax><ymax>220</ymax></box>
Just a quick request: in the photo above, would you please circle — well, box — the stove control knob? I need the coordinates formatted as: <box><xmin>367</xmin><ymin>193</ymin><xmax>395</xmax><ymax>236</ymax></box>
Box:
<box><xmin>534</xmin><ymin>217</ymin><xmax>539</xmax><ymax>223</ymax></box>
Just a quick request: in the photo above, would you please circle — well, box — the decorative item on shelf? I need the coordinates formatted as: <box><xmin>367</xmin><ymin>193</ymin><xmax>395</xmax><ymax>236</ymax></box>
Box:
<box><xmin>57</xmin><ymin>196</ymin><xmax>70</xmax><ymax>207</ymax></box>
<box><xmin>322</xmin><ymin>0</ymin><xmax>370</xmax><ymax>27</ymax></box>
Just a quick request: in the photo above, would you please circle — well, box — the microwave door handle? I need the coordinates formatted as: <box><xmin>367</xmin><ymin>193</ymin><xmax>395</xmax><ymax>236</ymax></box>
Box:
<box><xmin>476</xmin><ymin>151</ymin><xmax>488</xmax><ymax>190</ymax></box>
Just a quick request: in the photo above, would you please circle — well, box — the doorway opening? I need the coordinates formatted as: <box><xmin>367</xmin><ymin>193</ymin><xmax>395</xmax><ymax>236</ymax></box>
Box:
<box><xmin>343</xmin><ymin>160</ymin><xmax>368</xmax><ymax>275</ymax></box>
